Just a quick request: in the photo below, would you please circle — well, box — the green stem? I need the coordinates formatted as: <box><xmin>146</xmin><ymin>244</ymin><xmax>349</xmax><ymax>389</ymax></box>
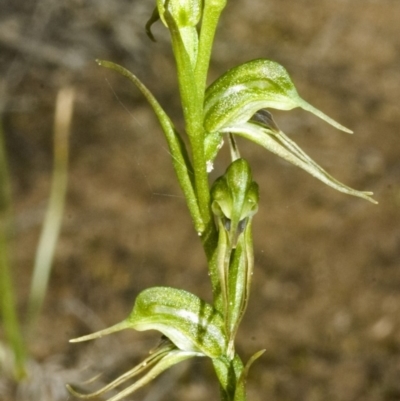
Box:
<box><xmin>167</xmin><ymin>17</ymin><xmax>212</xmax><ymax>227</ymax></box>
<box><xmin>0</xmin><ymin>119</ymin><xmax>26</xmax><ymax>379</ymax></box>
<box><xmin>165</xmin><ymin>4</ymin><xmax>225</xmax><ymax>307</ymax></box>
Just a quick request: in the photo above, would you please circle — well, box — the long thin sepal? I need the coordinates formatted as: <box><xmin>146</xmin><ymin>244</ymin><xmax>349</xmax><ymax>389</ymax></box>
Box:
<box><xmin>67</xmin><ymin>350</ymin><xmax>196</xmax><ymax>401</ymax></box>
<box><xmin>106</xmin><ymin>351</ymin><xmax>196</xmax><ymax>401</ymax></box>
<box><xmin>230</xmin><ymin>123</ymin><xmax>377</xmax><ymax>204</ymax></box>
<box><xmin>69</xmin><ymin>320</ymin><xmax>131</xmax><ymax>343</ymax></box>
<box><xmin>66</xmin><ymin>344</ymin><xmax>172</xmax><ymax>398</ymax></box>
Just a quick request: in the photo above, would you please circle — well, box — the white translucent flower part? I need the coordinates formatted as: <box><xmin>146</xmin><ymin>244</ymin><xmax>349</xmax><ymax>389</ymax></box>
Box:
<box><xmin>223</xmin><ymin>111</ymin><xmax>376</xmax><ymax>204</ymax></box>
<box><xmin>67</xmin><ymin>339</ymin><xmax>199</xmax><ymax>401</ymax></box>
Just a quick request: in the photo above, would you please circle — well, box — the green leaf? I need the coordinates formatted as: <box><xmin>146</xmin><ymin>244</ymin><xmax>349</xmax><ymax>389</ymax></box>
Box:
<box><xmin>96</xmin><ymin>60</ymin><xmax>205</xmax><ymax>233</ymax></box>
<box><xmin>234</xmin><ymin>349</ymin><xmax>265</xmax><ymax>401</ymax></box>
<box><xmin>225</xmin><ymin>223</ymin><xmax>254</xmax><ymax>356</ymax></box>
<box><xmin>204</xmin><ymin>58</ymin><xmax>353</xmax><ymax>134</ymax></box>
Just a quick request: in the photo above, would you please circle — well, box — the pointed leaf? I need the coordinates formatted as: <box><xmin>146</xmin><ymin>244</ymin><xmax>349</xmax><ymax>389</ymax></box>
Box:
<box><xmin>235</xmin><ymin>349</ymin><xmax>265</xmax><ymax>401</ymax></box>
<box><xmin>96</xmin><ymin>60</ymin><xmax>204</xmax><ymax>233</ymax></box>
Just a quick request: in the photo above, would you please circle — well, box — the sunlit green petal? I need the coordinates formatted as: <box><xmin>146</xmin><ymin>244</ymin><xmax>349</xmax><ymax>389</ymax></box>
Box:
<box><xmin>204</xmin><ymin>59</ymin><xmax>352</xmax><ymax>134</ymax></box>
<box><xmin>71</xmin><ymin>286</ymin><xmax>227</xmax><ymax>358</ymax></box>
<box><xmin>128</xmin><ymin>287</ymin><xmax>227</xmax><ymax>358</ymax></box>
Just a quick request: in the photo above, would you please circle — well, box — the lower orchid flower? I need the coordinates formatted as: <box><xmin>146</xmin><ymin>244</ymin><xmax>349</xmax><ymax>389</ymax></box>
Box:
<box><xmin>67</xmin><ymin>287</ymin><xmax>226</xmax><ymax>400</ymax></box>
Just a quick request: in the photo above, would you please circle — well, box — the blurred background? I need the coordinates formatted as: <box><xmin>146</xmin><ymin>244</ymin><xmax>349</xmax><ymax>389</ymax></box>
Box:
<box><xmin>0</xmin><ymin>0</ymin><xmax>399</xmax><ymax>400</ymax></box>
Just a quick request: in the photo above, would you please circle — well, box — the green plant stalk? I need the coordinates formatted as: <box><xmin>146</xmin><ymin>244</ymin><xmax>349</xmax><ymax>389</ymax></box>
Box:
<box><xmin>164</xmin><ymin>9</ymin><xmax>224</xmax><ymax>307</ymax></box>
<box><xmin>27</xmin><ymin>88</ymin><xmax>74</xmax><ymax>328</ymax></box>
<box><xmin>195</xmin><ymin>0</ymin><xmax>227</xmax><ymax>102</ymax></box>
<box><xmin>165</xmin><ymin>11</ymin><xmax>211</xmax><ymax>226</ymax></box>
<box><xmin>0</xmin><ymin>120</ymin><xmax>26</xmax><ymax>379</ymax></box>
<box><xmin>193</xmin><ymin>3</ymin><xmax>249</xmax><ymax>394</ymax></box>
<box><xmin>194</xmin><ymin>0</ymin><xmax>230</xmax><ymax>310</ymax></box>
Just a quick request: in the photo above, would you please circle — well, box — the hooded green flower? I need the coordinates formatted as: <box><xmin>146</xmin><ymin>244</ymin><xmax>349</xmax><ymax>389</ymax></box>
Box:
<box><xmin>67</xmin><ymin>287</ymin><xmax>226</xmax><ymax>400</ymax></box>
<box><xmin>204</xmin><ymin>59</ymin><xmax>376</xmax><ymax>204</ymax></box>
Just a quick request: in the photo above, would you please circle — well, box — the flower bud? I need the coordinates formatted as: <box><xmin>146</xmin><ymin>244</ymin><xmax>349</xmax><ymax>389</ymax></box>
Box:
<box><xmin>157</xmin><ymin>0</ymin><xmax>202</xmax><ymax>28</ymax></box>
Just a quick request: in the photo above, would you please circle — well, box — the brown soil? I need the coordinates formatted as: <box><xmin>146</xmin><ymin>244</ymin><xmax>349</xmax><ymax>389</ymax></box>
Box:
<box><xmin>1</xmin><ymin>0</ymin><xmax>399</xmax><ymax>400</ymax></box>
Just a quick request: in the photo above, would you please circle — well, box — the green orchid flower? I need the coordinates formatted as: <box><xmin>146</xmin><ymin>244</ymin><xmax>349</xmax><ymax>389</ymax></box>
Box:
<box><xmin>66</xmin><ymin>2</ymin><xmax>377</xmax><ymax>401</ymax></box>
<box><xmin>204</xmin><ymin>59</ymin><xmax>376</xmax><ymax>204</ymax></box>
<box><xmin>67</xmin><ymin>287</ymin><xmax>226</xmax><ymax>400</ymax></box>
<box><xmin>67</xmin><ymin>286</ymin><xmax>262</xmax><ymax>401</ymax></box>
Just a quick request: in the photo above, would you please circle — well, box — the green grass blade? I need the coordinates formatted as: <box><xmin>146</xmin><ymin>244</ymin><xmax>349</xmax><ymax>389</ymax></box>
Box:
<box><xmin>0</xmin><ymin>119</ymin><xmax>26</xmax><ymax>379</ymax></box>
